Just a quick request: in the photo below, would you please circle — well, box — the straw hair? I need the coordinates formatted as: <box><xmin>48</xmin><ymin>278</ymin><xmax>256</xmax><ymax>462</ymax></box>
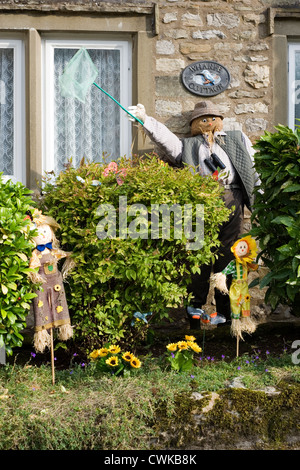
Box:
<box><xmin>31</xmin><ymin>208</ymin><xmax>60</xmax><ymax>230</ymax></box>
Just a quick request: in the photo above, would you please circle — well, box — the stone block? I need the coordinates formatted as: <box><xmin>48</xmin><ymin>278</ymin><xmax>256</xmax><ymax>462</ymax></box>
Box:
<box><xmin>156</xmin><ymin>40</ymin><xmax>175</xmax><ymax>55</ymax></box>
<box><xmin>156</xmin><ymin>58</ymin><xmax>185</xmax><ymax>73</ymax></box>
<box><xmin>245</xmin><ymin>117</ymin><xmax>268</xmax><ymax>132</ymax></box>
<box><xmin>235</xmin><ymin>102</ymin><xmax>268</xmax><ymax>114</ymax></box>
<box><xmin>182</xmin><ymin>12</ymin><xmax>203</xmax><ymax>27</ymax></box>
<box><xmin>179</xmin><ymin>42</ymin><xmax>211</xmax><ymax>55</ymax></box>
<box><xmin>155</xmin><ymin>99</ymin><xmax>182</xmax><ymax>117</ymax></box>
<box><xmin>207</xmin><ymin>13</ymin><xmax>240</xmax><ymax>29</ymax></box>
<box><xmin>162</xmin><ymin>12</ymin><xmax>177</xmax><ymax>24</ymax></box>
<box><xmin>244</xmin><ymin>64</ymin><xmax>270</xmax><ymax>89</ymax></box>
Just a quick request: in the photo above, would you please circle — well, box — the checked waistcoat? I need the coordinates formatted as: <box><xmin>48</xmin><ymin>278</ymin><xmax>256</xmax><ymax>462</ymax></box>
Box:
<box><xmin>181</xmin><ymin>131</ymin><xmax>256</xmax><ymax>209</ymax></box>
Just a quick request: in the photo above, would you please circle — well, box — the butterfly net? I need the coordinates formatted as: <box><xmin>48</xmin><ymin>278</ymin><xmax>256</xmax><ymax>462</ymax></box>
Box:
<box><xmin>59</xmin><ymin>48</ymin><xmax>98</xmax><ymax>103</ymax></box>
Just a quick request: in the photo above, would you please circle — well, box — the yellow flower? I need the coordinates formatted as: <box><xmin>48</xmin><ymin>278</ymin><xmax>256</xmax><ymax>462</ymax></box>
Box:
<box><xmin>245</xmin><ymin>294</ymin><xmax>251</xmax><ymax>301</ymax></box>
<box><xmin>166</xmin><ymin>343</ymin><xmax>177</xmax><ymax>352</ymax></box>
<box><xmin>122</xmin><ymin>351</ymin><xmax>133</xmax><ymax>362</ymax></box>
<box><xmin>106</xmin><ymin>356</ymin><xmax>119</xmax><ymax>367</ymax></box>
<box><xmin>99</xmin><ymin>348</ymin><xmax>109</xmax><ymax>357</ymax></box>
<box><xmin>185</xmin><ymin>335</ymin><xmax>196</xmax><ymax>342</ymax></box>
<box><xmin>54</xmin><ymin>284</ymin><xmax>61</xmax><ymax>292</ymax></box>
<box><xmin>188</xmin><ymin>341</ymin><xmax>202</xmax><ymax>353</ymax></box>
<box><xmin>90</xmin><ymin>349</ymin><xmax>100</xmax><ymax>359</ymax></box>
<box><xmin>177</xmin><ymin>341</ymin><xmax>188</xmax><ymax>350</ymax></box>
<box><xmin>130</xmin><ymin>356</ymin><xmax>142</xmax><ymax>368</ymax></box>
<box><xmin>38</xmin><ymin>300</ymin><xmax>43</xmax><ymax>308</ymax></box>
<box><xmin>108</xmin><ymin>344</ymin><xmax>121</xmax><ymax>355</ymax></box>
<box><xmin>56</xmin><ymin>306</ymin><xmax>63</xmax><ymax>313</ymax></box>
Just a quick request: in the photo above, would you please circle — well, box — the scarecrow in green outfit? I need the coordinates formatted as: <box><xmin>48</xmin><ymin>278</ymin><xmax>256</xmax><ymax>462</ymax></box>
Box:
<box><xmin>211</xmin><ymin>235</ymin><xmax>258</xmax><ymax>340</ymax></box>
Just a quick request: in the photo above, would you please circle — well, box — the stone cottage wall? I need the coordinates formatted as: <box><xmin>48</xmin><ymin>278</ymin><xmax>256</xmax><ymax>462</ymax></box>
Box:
<box><xmin>147</xmin><ymin>0</ymin><xmax>297</xmax><ymax>320</ymax></box>
<box><xmin>148</xmin><ymin>0</ymin><xmax>288</xmax><ymax>143</ymax></box>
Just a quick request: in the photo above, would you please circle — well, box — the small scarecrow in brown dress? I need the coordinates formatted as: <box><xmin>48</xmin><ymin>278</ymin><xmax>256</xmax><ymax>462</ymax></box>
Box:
<box><xmin>28</xmin><ymin>209</ymin><xmax>74</xmax><ymax>354</ymax></box>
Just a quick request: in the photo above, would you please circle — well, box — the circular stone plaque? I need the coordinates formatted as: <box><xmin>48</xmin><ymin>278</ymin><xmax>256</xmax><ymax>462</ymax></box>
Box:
<box><xmin>182</xmin><ymin>61</ymin><xmax>231</xmax><ymax>97</ymax></box>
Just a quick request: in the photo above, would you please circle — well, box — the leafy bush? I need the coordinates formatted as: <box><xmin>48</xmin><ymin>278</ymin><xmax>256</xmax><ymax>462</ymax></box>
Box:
<box><xmin>0</xmin><ymin>175</ymin><xmax>37</xmax><ymax>355</ymax></box>
<box><xmin>39</xmin><ymin>155</ymin><xmax>231</xmax><ymax>350</ymax></box>
<box><xmin>251</xmin><ymin>125</ymin><xmax>300</xmax><ymax>313</ymax></box>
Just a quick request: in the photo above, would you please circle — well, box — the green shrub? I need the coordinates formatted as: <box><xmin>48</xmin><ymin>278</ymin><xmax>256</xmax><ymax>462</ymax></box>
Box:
<box><xmin>251</xmin><ymin>125</ymin><xmax>300</xmax><ymax>313</ymax></box>
<box><xmin>0</xmin><ymin>175</ymin><xmax>37</xmax><ymax>355</ymax></box>
<box><xmin>39</xmin><ymin>155</ymin><xmax>231</xmax><ymax>350</ymax></box>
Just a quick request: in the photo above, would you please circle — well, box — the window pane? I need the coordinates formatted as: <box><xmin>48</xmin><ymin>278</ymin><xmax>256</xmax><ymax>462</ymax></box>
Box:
<box><xmin>54</xmin><ymin>48</ymin><xmax>121</xmax><ymax>174</ymax></box>
<box><xmin>294</xmin><ymin>51</ymin><xmax>300</xmax><ymax>128</ymax></box>
<box><xmin>0</xmin><ymin>48</ymin><xmax>14</xmax><ymax>176</ymax></box>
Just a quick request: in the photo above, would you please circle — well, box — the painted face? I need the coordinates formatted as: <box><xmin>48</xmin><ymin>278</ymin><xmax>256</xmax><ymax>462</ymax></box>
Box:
<box><xmin>235</xmin><ymin>240</ymin><xmax>249</xmax><ymax>258</ymax></box>
<box><xmin>33</xmin><ymin>224</ymin><xmax>53</xmax><ymax>246</ymax></box>
<box><xmin>190</xmin><ymin>115</ymin><xmax>223</xmax><ymax>136</ymax></box>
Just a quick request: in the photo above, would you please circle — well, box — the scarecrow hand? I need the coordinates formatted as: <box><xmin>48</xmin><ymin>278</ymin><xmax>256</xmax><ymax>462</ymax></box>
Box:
<box><xmin>210</xmin><ymin>272</ymin><xmax>229</xmax><ymax>295</ymax></box>
<box><xmin>127</xmin><ymin>103</ymin><xmax>146</xmax><ymax>123</ymax></box>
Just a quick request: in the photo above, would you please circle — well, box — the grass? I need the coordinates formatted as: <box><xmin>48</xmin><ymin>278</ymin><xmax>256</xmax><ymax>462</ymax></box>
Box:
<box><xmin>0</xmin><ymin>345</ymin><xmax>299</xmax><ymax>450</ymax></box>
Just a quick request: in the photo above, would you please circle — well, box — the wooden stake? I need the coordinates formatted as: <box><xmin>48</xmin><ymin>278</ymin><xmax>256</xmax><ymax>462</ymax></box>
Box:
<box><xmin>47</xmin><ymin>292</ymin><xmax>55</xmax><ymax>385</ymax></box>
<box><xmin>236</xmin><ymin>336</ymin><xmax>239</xmax><ymax>357</ymax></box>
<box><xmin>50</xmin><ymin>328</ymin><xmax>55</xmax><ymax>385</ymax></box>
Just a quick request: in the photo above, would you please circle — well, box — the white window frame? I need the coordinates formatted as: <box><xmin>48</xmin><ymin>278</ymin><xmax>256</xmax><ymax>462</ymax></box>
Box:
<box><xmin>0</xmin><ymin>39</ymin><xmax>25</xmax><ymax>184</ymax></box>
<box><xmin>288</xmin><ymin>43</ymin><xmax>300</xmax><ymax>130</ymax></box>
<box><xmin>42</xmin><ymin>38</ymin><xmax>132</xmax><ymax>175</ymax></box>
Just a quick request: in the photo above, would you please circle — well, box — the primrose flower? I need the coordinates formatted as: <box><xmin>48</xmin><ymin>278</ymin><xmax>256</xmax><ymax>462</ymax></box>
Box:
<box><xmin>108</xmin><ymin>345</ymin><xmax>121</xmax><ymax>355</ymax></box>
<box><xmin>166</xmin><ymin>343</ymin><xmax>177</xmax><ymax>352</ymax></box>
<box><xmin>130</xmin><ymin>356</ymin><xmax>142</xmax><ymax>369</ymax></box>
<box><xmin>106</xmin><ymin>356</ymin><xmax>119</xmax><ymax>367</ymax></box>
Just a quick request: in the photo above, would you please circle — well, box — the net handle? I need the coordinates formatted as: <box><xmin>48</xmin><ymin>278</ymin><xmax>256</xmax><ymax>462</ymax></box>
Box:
<box><xmin>93</xmin><ymin>82</ymin><xmax>144</xmax><ymax>126</ymax></box>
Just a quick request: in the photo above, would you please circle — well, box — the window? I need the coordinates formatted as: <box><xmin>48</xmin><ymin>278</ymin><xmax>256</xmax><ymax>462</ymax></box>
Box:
<box><xmin>288</xmin><ymin>43</ymin><xmax>300</xmax><ymax>130</ymax></box>
<box><xmin>0</xmin><ymin>39</ymin><xmax>25</xmax><ymax>184</ymax></box>
<box><xmin>42</xmin><ymin>38</ymin><xmax>132</xmax><ymax>175</ymax></box>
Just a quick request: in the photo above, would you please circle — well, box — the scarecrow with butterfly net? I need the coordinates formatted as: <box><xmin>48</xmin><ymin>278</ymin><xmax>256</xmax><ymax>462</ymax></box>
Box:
<box><xmin>58</xmin><ymin>49</ymin><xmax>260</xmax><ymax>331</ymax></box>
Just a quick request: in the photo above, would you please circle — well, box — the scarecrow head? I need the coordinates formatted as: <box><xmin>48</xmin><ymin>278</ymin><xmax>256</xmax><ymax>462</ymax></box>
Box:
<box><xmin>231</xmin><ymin>235</ymin><xmax>257</xmax><ymax>265</ymax></box>
<box><xmin>27</xmin><ymin>208</ymin><xmax>60</xmax><ymax>249</ymax></box>
<box><xmin>190</xmin><ymin>101</ymin><xmax>224</xmax><ymax>141</ymax></box>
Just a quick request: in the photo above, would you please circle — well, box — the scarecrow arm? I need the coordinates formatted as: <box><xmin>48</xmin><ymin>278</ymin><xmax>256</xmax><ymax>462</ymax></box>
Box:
<box><xmin>129</xmin><ymin>104</ymin><xmax>183</xmax><ymax>165</ymax></box>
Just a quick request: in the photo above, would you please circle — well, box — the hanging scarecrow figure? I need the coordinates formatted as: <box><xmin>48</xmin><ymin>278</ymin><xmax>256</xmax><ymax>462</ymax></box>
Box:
<box><xmin>28</xmin><ymin>209</ymin><xmax>74</xmax><ymax>353</ymax></box>
<box><xmin>211</xmin><ymin>235</ymin><xmax>258</xmax><ymax>341</ymax></box>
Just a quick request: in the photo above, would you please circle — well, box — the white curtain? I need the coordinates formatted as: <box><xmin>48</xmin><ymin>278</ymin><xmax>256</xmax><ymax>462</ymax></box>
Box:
<box><xmin>0</xmin><ymin>48</ymin><xmax>14</xmax><ymax>176</ymax></box>
<box><xmin>295</xmin><ymin>51</ymin><xmax>300</xmax><ymax>128</ymax></box>
<box><xmin>54</xmin><ymin>48</ymin><xmax>121</xmax><ymax>174</ymax></box>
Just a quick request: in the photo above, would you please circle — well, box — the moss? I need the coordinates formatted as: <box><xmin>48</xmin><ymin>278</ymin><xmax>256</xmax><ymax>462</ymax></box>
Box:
<box><xmin>152</xmin><ymin>384</ymin><xmax>300</xmax><ymax>450</ymax></box>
